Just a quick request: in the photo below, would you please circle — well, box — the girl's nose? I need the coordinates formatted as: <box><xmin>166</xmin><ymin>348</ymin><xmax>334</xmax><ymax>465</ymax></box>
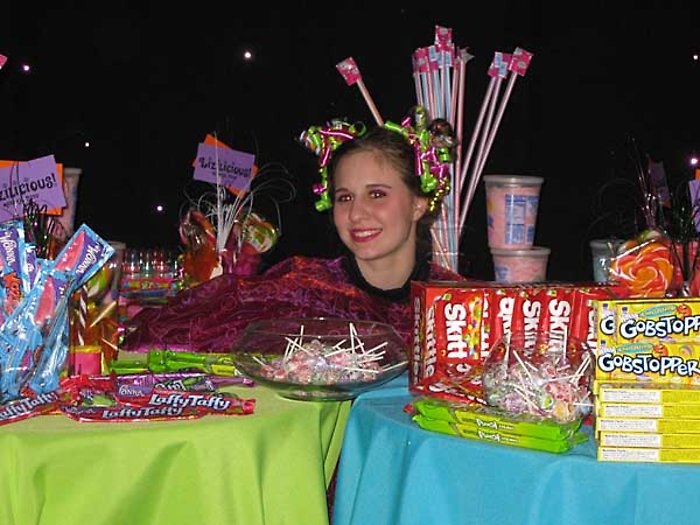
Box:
<box><xmin>348</xmin><ymin>197</ymin><xmax>369</xmax><ymax>222</ymax></box>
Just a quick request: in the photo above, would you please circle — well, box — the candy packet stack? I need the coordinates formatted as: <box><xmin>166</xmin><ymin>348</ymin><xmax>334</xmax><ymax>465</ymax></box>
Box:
<box><xmin>0</xmin><ymin>224</ymin><xmax>114</xmax><ymax>402</ymax></box>
<box><xmin>407</xmin><ymin>396</ymin><xmax>588</xmax><ymax>453</ymax></box>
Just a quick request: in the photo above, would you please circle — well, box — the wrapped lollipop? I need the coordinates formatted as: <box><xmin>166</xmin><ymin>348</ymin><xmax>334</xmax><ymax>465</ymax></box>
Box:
<box><xmin>609</xmin><ymin>228</ymin><xmax>674</xmax><ymax>298</ymax></box>
<box><xmin>482</xmin><ymin>331</ymin><xmax>594</xmax><ymax>424</ymax></box>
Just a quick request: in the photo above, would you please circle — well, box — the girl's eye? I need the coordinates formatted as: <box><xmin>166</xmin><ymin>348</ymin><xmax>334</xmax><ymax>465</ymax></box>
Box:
<box><xmin>369</xmin><ymin>189</ymin><xmax>386</xmax><ymax>199</ymax></box>
<box><xmin>335</xmin><ymin>193</ymin><xmax>352</xmax><ymax>203</ymax></box>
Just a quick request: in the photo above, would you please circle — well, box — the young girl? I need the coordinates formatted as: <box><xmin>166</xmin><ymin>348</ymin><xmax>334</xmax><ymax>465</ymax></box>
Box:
<box><xmin>122</xmin><ymin>118</ymin><xmax>465</xmax><ymax>353</ymax></box>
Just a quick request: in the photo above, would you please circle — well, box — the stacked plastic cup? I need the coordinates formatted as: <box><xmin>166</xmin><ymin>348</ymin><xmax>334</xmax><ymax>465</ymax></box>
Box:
<box><xmin>484</xmin><ymin>174</ymin><xmax>549</xmax><ymax>283</ymax></box>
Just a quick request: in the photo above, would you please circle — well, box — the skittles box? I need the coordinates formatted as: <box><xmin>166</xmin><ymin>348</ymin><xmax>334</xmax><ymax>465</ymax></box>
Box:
<box><xmin>410</xmin><ymin>281</ymin><xmax>625</xmax><ymax>403</ymax></box>
<box><xmin>595</xmin><ymin>298</ymin><xmax>700</xmax><ymax>386</ymax></box>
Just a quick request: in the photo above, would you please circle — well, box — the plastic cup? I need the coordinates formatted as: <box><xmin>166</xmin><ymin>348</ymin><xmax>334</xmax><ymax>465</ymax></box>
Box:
<box><xmin>484</xmin><ymin>175</ymin><xmax>543</xmax><ymax>249</ymax></box>
<box><xmin>589</xmin><ymin>239</ymin><xmax>623</xmax><ymax>283</ymax></box>
<box><xmin>57</xmin><ymin>167</ymin><xmax>81</xmax><ymax>240</ymax></box>
<box><xmin>491</xmin><ymin>247</ymin><xmax>550</xmax><ymax>283</ymax></box>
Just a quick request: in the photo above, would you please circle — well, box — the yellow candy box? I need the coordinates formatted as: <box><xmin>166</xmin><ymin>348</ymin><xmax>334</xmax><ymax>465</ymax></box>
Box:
<box><xmin>595</xmin><ymin>298</ymin><xmax>700</xmax><ymax>385</ymax></box>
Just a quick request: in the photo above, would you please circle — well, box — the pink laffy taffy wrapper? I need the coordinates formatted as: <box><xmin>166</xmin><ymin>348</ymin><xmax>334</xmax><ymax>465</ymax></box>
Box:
<box><xmin>482</xmin><ymin>331</ymin><xmax>595</xmax><ymax>423</ymax></box>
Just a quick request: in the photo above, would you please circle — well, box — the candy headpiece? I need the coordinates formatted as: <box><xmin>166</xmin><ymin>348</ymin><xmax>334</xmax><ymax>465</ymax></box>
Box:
<box><xmin>299</xmin><ymin>120</ymin><xmax>366</xmax><ymax>211</ymax></box>
<box><xmin>384</xmin><ymin>106</ymin><xmax>454</xmax><ymax>213</ymax></box>
<box><xmin>299</xmin><ymin>107</ymin><xmax>454</xmax><ymax>212</ymax></box>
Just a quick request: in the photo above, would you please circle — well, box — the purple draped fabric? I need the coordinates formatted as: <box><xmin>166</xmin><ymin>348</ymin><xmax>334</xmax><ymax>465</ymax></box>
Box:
<box><xmin>122</xmin><ymin>256</ymin><xmax>464</xmax><ymax>353</ymax></box>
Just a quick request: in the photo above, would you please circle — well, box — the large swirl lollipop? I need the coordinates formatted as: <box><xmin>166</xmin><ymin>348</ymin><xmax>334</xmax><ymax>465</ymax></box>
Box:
<box><xmin>609</xmin><ymin>229</ymin><xmax>674</xmax><ymax>298</ymax></box>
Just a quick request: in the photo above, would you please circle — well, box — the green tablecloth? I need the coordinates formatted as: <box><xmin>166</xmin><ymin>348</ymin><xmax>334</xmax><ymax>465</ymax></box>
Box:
<box><xmin>0</xmin><ymin>384</ymin><xmax>351</xmax><ymax>525</ymax></box>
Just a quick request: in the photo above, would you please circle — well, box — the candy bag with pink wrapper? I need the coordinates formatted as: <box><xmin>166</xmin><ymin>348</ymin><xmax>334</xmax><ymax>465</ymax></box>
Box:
<box><xmin>0</xmin><ymin>269</ymin><xmax>70</xmax><ymax>400</ymax></box>
<box><xmin>27</xmin><ymin>293</ymin><xmax>71</xmax><ymax>395</ymax></box>
<box><xmin>27</xmin><ymin>225</ymin><xmax>114</xmax><ymax>395</ymax></box>
<box><xmin>0</xmin><ymin>219</ymin><xmax>28</xmax><ymax>318</ymax></box>
<box><xmin>52</xmin><ymin>223</ymin><xmax>115</xmax><ymax>290</ymax></box>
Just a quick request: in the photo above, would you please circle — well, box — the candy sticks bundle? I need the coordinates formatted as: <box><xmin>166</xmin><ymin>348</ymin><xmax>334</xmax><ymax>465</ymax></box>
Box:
<box><xmin>412</xmin><ymin>29</ymin><xmax>534</xmax><ymax>272</ymax></box>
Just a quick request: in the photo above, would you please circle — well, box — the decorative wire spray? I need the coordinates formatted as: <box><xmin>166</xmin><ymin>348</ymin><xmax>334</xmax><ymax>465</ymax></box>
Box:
<box><xmin>628</xmin><ymin>136</ymin><xmax>662</xmax><ymax>231</ymax></box>
<box><xmin>180</xmin><ymin>154</ymin><xmax>297</xmax><ymax>274</ymax></box>
<box><xmin>22</xmin><ymin>200</ymin><xmax>66</xmax><ymax>259</ymax></box>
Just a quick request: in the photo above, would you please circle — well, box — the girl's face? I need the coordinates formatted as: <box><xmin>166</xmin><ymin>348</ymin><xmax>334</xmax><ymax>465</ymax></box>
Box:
<box><xmin>332</xmin><ymin>150</ymin><xmax>426</xmax><ymax>267</ymax></box>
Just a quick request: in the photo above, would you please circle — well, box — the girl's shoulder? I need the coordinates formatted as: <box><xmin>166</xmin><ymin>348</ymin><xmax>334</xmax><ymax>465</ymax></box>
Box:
<box><xmin>428</xmin><ymin>263</ymin><xmax>469</xmax><ymax>282</ymax></box>
<box><xmin>264</xmin><ymin>255</ymin><xmax>348</xmax><ymax>279</ymax></box>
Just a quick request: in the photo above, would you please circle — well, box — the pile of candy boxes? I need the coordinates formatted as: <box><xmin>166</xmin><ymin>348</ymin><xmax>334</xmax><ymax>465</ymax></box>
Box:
<box><xmin>408</xmin><ymin>281</ymin><xmax>700</xmax><ymax>462</ymax></box>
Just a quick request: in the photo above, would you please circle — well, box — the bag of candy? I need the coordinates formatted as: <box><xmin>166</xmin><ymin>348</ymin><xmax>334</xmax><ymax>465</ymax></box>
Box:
<box><xmin>481</xmin><ymin>330</ymin><xmax>594</xmax><ymax>424</ymax></box>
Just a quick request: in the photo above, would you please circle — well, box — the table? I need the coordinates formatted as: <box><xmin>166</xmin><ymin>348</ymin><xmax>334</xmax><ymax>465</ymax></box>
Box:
<box><xmin>332</xmin><ymin>373</ymin><xmax>700</xmax><ymax>525</ymax></box>
<box><xmin>0</xmin><ymin>383</ymin><xmax>351</xmax><ymax>525</ymax></box>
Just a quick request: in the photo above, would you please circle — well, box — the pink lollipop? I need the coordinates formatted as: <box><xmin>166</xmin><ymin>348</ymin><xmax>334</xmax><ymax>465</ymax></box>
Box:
<box><xmin>336</xmin><ymin>57</ymin><xmax>384</xmax><ymax>126</ymax></box>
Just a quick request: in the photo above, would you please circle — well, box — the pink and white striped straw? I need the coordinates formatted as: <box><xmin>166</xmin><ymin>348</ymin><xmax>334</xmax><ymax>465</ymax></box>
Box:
<box><xmin>455</xmin><ymin>54</ymin><xmax>501</xmax><ymax>230</ymax></box>
<box><xmin>336</xmin><ymin>57</ymin><xmax>384</xmax><ymax>126</ymax></box>
<box><xmin>472</xmin><ymin>48</ymin><xmax>534</xmax><ymax>180</ymax></box>
<box><xmin>459</xmin><ymin>48</ymin><xmax>533</xmax><ymax>232</ymax></box>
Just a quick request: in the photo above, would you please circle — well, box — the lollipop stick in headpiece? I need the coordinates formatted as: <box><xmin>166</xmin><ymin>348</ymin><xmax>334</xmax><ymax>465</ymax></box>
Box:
<box><xmin>336</xmin><ymin>57</ymin><xmax>384</xmax><ymax>126</ymax></box>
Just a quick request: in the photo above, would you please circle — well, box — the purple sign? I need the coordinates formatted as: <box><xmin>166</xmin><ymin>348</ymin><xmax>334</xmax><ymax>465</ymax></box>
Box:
<box><xmin>192</xmin><ymin>143</ymin><xmax>255</xmax><ymax>194</ymax></box>
<box><xmin>0</xmin><ymin>155</ymin><xmax>66</xmax><ymax>221</ymax></box>
<box><xmin>689</xmin><ymin>179</ymin><xmax>700</xmax><ymax>233</ymax></box>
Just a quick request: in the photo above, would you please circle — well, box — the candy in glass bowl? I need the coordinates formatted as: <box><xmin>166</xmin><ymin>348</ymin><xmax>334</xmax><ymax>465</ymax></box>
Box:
<box><xmin>231</xmin><ymin>317</ymin><xmax>408</xmax><ymax>400</ymax></box>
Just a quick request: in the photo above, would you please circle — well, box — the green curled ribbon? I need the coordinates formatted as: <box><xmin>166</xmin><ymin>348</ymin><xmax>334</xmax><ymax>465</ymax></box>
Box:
<box><xmin>299</xmin><ymin>120</ymin><xmax>366</xmax><ymax>212</ymax></box>
<box><xmin>384</xmin><ymin>106</ymin><xmax>453</xmax><ymax>212</ymax></box>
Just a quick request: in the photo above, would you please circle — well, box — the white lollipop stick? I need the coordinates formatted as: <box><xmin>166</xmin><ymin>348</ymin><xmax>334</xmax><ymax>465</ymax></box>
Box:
<box><xmin>469</xmin><ymin>48</ymin><xmax>534</xmax><ymax>213</ymax></box>
<box><xmin>458</xmin><ymin>51</ymin><xmax>511</xmax><ymax>231</ymax></box>
<box><xmin>336</xmin><ymin>57</ymin><xmax>384</xmax><ymax>126</ymax></box>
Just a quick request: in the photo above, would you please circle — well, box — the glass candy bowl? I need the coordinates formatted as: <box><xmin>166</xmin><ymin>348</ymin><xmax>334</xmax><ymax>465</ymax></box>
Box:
<box><xmin>231</xmin><ymin>317</ymin><xmax>408</xmax><ymax>400</ymax></box>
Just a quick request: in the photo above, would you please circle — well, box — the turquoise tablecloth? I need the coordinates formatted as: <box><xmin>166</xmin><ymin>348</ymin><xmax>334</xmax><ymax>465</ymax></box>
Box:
<box><xmin>333</xmin><ymin>373</ymin><xmax>700</xmax><ymax>525</ymax></box>
<box><xmin>0</xmin><ymin>383</ymin><xmax>351</xmax><ymax>525</ymax></box>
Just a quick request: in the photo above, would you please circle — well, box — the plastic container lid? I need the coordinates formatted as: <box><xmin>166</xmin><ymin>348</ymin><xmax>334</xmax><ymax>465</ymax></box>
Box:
<box><xmin>490</xmin><ymin>247</ymin><xmax>551</xmax><ymax>257</ymax></box>
<box><xmin>483</xmin><ymin>174</ymin><xmax>544</xmax><ymax>187</ymax></box>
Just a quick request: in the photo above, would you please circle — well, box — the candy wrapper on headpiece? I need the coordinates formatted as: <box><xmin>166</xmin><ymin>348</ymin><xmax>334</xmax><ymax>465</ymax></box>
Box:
<box><xmin>384</xmin><ymin>106</ymin><xmax>455</xmax><ymax>213</ymax></box>
<box><xmin>482</xmin><ymin>331</ymin><xmax>594</xmax><ymax>424</ymax></box>
<box><xmin>298</xmin><ymin>120</ymin><xmax>367</xmax><ymax>212</ymax></box>
<box><xmin>300</xmin><ymin>107</ymin><xmax>454</xmax><ymax>213</ymax></box>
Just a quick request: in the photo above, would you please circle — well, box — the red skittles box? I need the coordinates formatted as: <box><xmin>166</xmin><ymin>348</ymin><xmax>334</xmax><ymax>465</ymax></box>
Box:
<box><xmin>410</xmin><ymin>281</ymin><xmax>626</xmax><ymax>403</ymax></box>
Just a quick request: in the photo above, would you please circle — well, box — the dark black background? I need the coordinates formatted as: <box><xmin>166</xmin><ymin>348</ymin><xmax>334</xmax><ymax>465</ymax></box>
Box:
<box><xmin>1</xmin><ymin>1</ymin><xmax>698</xmax><ymax>282</ymax></box>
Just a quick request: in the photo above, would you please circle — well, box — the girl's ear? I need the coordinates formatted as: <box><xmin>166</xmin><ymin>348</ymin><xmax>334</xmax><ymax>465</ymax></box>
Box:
<box><xmin>412</xmin><ymin>197</ymin><xmax>429</xmax><ymax>221</ymax></box>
